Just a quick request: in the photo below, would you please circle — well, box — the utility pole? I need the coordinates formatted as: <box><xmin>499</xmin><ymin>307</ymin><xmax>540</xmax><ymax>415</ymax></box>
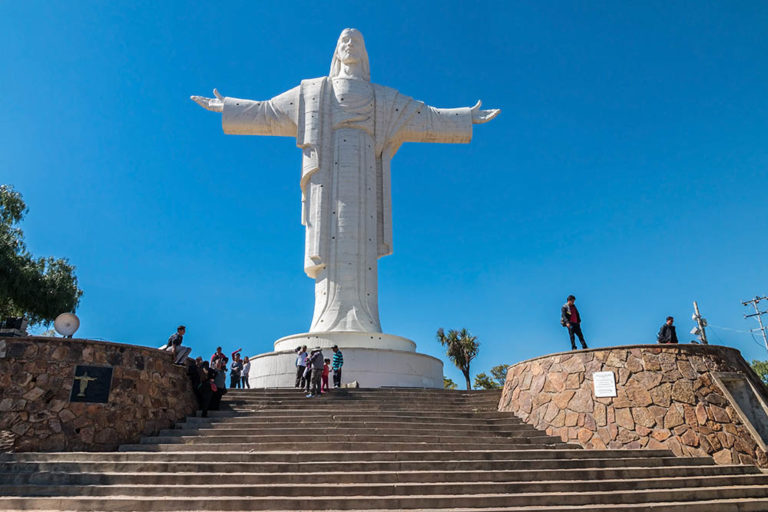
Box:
<box><xmin>691</xmin><ymin>301</ymin><xmax>708</xmax><ymax>344</ymax></box>
<box><xmin>742</xmin><ymin>296</ymin><xmax>768</xmax><ymax>354</ymax></box>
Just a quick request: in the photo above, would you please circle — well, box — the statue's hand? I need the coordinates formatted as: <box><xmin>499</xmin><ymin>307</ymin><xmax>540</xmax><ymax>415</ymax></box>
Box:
<box><xmin>470</xmin><ymin>100</ymin><xmax>500</xmax><ymax>124</ymax></box>
<box><xmin>190</xmin><ymin>88</ymin><xmax>225</xmax><ymax>113</ymax></box>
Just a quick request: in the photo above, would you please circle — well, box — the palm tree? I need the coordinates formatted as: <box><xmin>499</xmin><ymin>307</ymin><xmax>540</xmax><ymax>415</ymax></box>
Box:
<box><xmin>436</xmin><ymin>328</ymin><xmax>479</xmax><ymax>390</ymax></box>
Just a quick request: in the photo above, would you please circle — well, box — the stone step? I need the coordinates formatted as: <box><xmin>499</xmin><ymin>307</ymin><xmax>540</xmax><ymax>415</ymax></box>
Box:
<box><xmin>160</xmin><ymin>425</ymin><xmax>543</xmax><ymax>436</ymax></box>
<box><xmin>219</xmin><ymin>406</ymin><xmax>503</xmax><ymax>414</ymax></box>
<box><xmin>3</xmin><ymin>485</ymin><xmax>768</xmax><ymax>510</ymax></box>
<box><xmin>6</xmin><ymin>499</ymin><xmax>768</xmax><ymax>512</ymax></box>
<box><xmin>0</xmin><ymin>456</ymin><xmax>715</xmax><ymax>475</ymax></box>
<box><xmin>175</xmin><ymin>416</ymin><xmax>528</xmax><ymax>427</ymax></box>
<box><xmin>119</xmin><ymin>441</ymin><xmax>571</xmax><ymax>452</ymax></box>
<box><xmin>6</xmin><ymin>474</ymin><xmax>768</xmax><ymax>497</ymax></box>
<box><xmin>139</xmin><ymin>432</ymin><xmax>559</xmax><ymax>444</ymax></box>
<box><xmin>180</xmin><ymin>412</ymin><xmax>526</xmax><ymax>423</ymax></box>
<box><xmin>0</xmin><ymin>448</ymin><xmax>689</xmax><ymax>463</ymax></box>
<box><xmin>183</xmin><ymin>410</ymin><xmax>528</xmax><ymax>420</ymax></box>
<box><xmin>166</xmin><ymin>415</ymin><xmax>541</xmax><ymax>432</ymax></box>
<box><xmin>2</xmin><ymin>464</ymin><xmax>757</xmax><ymax>485</ymax></box>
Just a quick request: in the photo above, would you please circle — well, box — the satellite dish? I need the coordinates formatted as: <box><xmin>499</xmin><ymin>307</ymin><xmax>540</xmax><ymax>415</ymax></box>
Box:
<box><xmin>54</xmin><ymin>313</ymin><xmax>80</xmax><ymax>338</ymax></box>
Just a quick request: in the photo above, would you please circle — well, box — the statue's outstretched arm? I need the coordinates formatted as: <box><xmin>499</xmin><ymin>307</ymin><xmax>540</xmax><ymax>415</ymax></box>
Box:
<box><xmin>191</xmin><ymin>89</ymin><xmax>225</xmax><ymax>113</ymax></box>
<box><xmin>470</xmin><ymin>100</ymin><xmax>500</xmax><ymax>124</ymax></box>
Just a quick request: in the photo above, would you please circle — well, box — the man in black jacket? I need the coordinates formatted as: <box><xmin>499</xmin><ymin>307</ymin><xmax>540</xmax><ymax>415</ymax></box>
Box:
<box><xmin>561</xmin><ymin>295</ymin><xmax>588</xmax><ymax>350</ymax></box>
<box><xmin>657</xmin><ymin>316</ymin><xmax>678</xmax><ymax>344</ymax></box>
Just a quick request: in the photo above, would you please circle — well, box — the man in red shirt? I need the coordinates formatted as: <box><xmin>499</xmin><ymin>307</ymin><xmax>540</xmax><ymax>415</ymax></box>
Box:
<box><xmin>561</xmin><ymin>295</ymin><xmax>588</xmax><ymax>350</ymax></box>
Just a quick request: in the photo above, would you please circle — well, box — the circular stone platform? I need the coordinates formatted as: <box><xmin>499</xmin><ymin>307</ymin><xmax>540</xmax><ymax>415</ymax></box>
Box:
<box><xmin>249</xmin><ymin>332</ymin><xmax>443</xmax><ymax>388</ymax></box>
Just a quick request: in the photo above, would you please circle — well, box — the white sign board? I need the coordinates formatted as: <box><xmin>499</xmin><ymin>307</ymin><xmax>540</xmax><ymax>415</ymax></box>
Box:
<box><xmin>593</xmin><ymin>371</ymin><xmax>617</xmax><ymax>398</ymax></box>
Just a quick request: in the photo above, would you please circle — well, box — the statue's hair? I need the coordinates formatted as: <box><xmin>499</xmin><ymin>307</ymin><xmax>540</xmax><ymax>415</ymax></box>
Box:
<box><xmin>330</xmin><ymin>28</ymin><xmax>370</xmax><ymax>82</ymax></box>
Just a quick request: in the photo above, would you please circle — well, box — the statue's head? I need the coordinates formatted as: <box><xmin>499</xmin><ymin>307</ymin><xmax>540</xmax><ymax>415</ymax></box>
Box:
<box><xmin>330</xmin><ymin>28</ymin><xmax>370</xmax><ymax>81</ymax></box>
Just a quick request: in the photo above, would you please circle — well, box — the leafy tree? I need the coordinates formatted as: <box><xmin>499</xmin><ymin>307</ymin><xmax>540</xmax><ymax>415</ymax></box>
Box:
<box><xmin>436</xmin><ymin>328</ymin><xmax>479</xmax><ymax>390</ymax></box>
<box><xmin>750</xmin><ymin>360</ymin><xmax>768</xmax><ymax>386</ymax></box>
<box><xmin>474</xmin><ymin>372</ymin><xmax>498</xmax><ymax>390</ymax></box>
<box><xmin>490</xmin><ymin>364</ymin><xmax>510</xmax><ymax>386</ymax></box>
<box><xmin>474</xmin><ymin>364</ymin><xmax>511</xmax><ymax>390</ymax></box>
<box><xmin>0</xmin><ymin>185</ymin><xmax>82</xmax><ymax>326</ymax></box>
<box><xmin>443</xmin><ymin>377</ymin><xmax>458</xmax><ymax>390</ymax></box>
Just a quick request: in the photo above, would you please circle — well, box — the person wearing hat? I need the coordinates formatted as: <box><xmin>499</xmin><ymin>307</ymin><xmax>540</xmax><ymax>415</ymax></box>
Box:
<box><xmin>306</xmin><ymin>347</ymin><xmax>324</xmax><ymax>398</ymax></box>
<box><xmin>331</xmin><ymin>345</ymin><xmax>344</xmax><ymax>388</ymax></box>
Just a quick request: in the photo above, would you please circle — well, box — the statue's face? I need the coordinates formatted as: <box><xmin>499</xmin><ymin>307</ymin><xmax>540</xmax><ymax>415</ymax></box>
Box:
<box><xmin>338</xmin><ymin>30</ymin><xmax>363</xmax><ymax>65</ymax></box>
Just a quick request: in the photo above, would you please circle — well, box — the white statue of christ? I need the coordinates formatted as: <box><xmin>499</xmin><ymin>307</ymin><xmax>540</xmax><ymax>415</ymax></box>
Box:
<box><xmin>192</xmin><ymin>28</ymin><xmax>499</xmax><ymax>334</ymax></box>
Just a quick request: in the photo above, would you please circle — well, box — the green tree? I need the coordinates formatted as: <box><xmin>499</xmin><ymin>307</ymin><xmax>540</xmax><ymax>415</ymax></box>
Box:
<box><xmin>490</xmin><ymin>364</ymin><xmax>510</xmax><ymax>386</ymax></box>
<box><xmin>436</xmin><ymin>328</ymin><xmax>479</xmax><ymax>390</ymax></box>
<box><xmin>474</xmin><ymin>372</ymin><xmax>499</xmax><ymax>390</ymax></box>
<box><xmin>0</xmin><ymin>185</ymin><xmax>82</xmax><ymax>326</ymax></box>
<box><xmin>443</xmin><ymin>377</ymin><xmax>458</xmax><ymax>390</ymax></box>
<box><xmin>474</xmin><ymin>364</ymin><xmax>511</xmax><ymax>390</ymax></box>
<box><xmin>750</xmin><ymin>360</ymin><xmax>768</xmax><ymax>385</ymax></box>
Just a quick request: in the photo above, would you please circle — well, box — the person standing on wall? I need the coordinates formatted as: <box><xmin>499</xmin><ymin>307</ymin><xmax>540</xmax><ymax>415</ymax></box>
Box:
<box><xmin>331</xmin><ymin>345</ymin><xmax>344</xmax><ymax>388</ymax></box>
<box><xmin>657</xmin><ymin>316</ymin><xmax>679</xmax><ymax>344</ymax></box>
<box><xmin>561</xmin><ymin>295</ymin><xmax>588</xmax><ymax>350</ymax></box>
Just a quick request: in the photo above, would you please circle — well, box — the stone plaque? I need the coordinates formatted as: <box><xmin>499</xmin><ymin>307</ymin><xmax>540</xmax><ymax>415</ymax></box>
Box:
<box><xmin>593</xmin><ymin>371</ymin><xmax>617</xmax><ymax>398</ymax></box>
<box><xmin>70</xmin><ymin>365</ymin><xmax>113</xmax><ymax>403</ymax></box>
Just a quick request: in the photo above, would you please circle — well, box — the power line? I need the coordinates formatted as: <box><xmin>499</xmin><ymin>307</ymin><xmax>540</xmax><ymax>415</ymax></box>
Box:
<box><xmin>741</xmin><ymin>296</ymin><xmax>768</xmax><ymax>354</ymax></box>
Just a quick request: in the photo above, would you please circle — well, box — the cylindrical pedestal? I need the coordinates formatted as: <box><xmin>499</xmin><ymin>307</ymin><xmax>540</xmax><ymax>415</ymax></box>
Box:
<box><xmin>248</xmin><ymin>332</ymin><xmax>443</xmax><ymax>388</ymax></box>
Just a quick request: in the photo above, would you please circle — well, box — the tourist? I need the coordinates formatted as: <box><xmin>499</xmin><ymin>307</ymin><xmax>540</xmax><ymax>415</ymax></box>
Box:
<box><xmin>322</xmin><ymin>358</ymin><xmax>330</xmax><ymax>393</ymax></box>
<box><xmin>332</xmin><ymin>345</ymin><xmax>344</xmax><ymax>388</ymax></box>
<box><xmin>295</xmin><ymin>346</ymin><xmax>308</xmax><ymax>389</ymax></box>
<box><xmin>657</xmin><ymin>316</ymin><xmax>679</xmax><ymax>344</ymax></box>
<box><xmin>561</xmin><ymin>295</ymin><xmax>588</xmax><ymax>350</ymax></box>
<box><xmin>306</xmin><ymin>347</ymin><xmax>324</xmax><ymax>398</ymax></box>
<box><xmin>198</xmin><ymin>361</ymin><xmax>216</xmax><ymax>418</ymax></box>
<box><xmin>230</xmin><ymin>352</ymin><xmax>243</xmax><ymax>389</ymax></box>
<box><xmin>241</xmin><ymin>356</ymin><xmax>251</xmax><ymax>389</ymax></box>
<box><xmin>303</xmin><ymin>361</ymin><xmax>312</xmax><ymax>393</ymax></box>
<box><xmin>166</xmin><ymin>325</ymin><xmax>191</xmax><ymax>365</ymax></box>
<box><xmin>188</xmin><ymin>356</ymin><xmax>204</xmax><ymax>407</ymax></box>
<box><xmin>210</xmin><ymin>357</ymin><xmax>228</xmax><ymax>410</ymax></box>
<box><xmin>211</xmin><ymin>346</ymin><xmax>226</xmax><ymax>366</ymax></box>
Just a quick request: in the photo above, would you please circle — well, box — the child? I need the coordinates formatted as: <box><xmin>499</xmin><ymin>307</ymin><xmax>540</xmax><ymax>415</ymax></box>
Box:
<box><xmin>322</xmin><ymin>358</ymin><xmax>331</xmax><ymax>393</ymax></box>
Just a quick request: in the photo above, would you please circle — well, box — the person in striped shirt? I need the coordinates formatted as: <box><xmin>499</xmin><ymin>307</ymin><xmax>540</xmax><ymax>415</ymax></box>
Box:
<box><xmin>331</xmin><ymin>345</ymin><xmax>344</xmax><ymax>388</ymax></box>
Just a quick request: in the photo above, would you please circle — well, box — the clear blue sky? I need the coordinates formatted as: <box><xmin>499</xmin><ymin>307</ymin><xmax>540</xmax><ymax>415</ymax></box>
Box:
<box><xmin>3</xmin><ymin>1</ymin><xmax>768</xmax><ymax>385</ymax></box>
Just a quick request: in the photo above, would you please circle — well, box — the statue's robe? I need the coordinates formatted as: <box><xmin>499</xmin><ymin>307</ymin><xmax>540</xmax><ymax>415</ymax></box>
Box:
<box><xmin>222</xmin><ymin>77</ymin><xmax>472</xmax><ymax>333</ymax></box>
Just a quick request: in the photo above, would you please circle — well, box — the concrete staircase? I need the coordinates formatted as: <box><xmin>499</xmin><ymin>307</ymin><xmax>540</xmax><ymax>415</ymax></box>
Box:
<box><xmin>1</xmin><ymin>388</ymin><xmax>768</xmax><ymax>511</ymax></box>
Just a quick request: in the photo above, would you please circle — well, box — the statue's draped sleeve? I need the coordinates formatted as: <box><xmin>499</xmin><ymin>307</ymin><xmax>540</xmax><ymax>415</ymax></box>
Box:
<box><xmin>221</xmin><ymin>87</ymin><xmax>300</xmax><ymax>137</ymax></box>
<box><xmin>372</xmin><ymin>86</ymin><xmax>474</xmax><ymax>258</ymax></box>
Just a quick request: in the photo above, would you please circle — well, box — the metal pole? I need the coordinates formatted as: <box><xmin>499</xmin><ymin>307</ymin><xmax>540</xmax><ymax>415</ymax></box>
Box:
<box><xmin>693</xmin><ymin>301</ymin><xmax>708</xmax><ymax>345</ymax></box>
<box><xmin>742</xmin><ymin>296</ymin><xmax>768</xmax><ymax>354</ymax></box>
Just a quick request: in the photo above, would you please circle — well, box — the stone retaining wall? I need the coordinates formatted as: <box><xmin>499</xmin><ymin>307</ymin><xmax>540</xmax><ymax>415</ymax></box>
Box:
<box><xmin>499</xmin><ymin>345</ymin><xmax>768</xmax><ymax>467</ymax></box>
<box><xmin>0</xmin><ymin>336</ymin><xmax>197</xmax><ymax>452</ymax></box>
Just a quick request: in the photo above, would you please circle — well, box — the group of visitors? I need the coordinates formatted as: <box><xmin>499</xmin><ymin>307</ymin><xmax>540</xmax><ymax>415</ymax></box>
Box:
<box><xmin>175</xmin><ymin>337</ymin><xmax>252</xmax><ymax>417</ymax></box>
<box><xmin>170</xmin><ymin>326</ymin><xmax>348</xmax><ymax>403</ymax></box>
<box><xmin>187</xmin><ymin>354</ymin><xmax>226</xmax><ymax>418</ymax></box>
<box><xmin>560</xmin><ymin>295</ymin><xmax>685</xmax><ymax>351</ymax></box>
<box><xmin>208</xmin><ymin>346</ymin><xmax>251</xmax><ymax>389</ymax></box>
<box><xmin>294</xmin><ymin>345</ymin><xmax>343</xmax><ymax>398</ymax></box>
